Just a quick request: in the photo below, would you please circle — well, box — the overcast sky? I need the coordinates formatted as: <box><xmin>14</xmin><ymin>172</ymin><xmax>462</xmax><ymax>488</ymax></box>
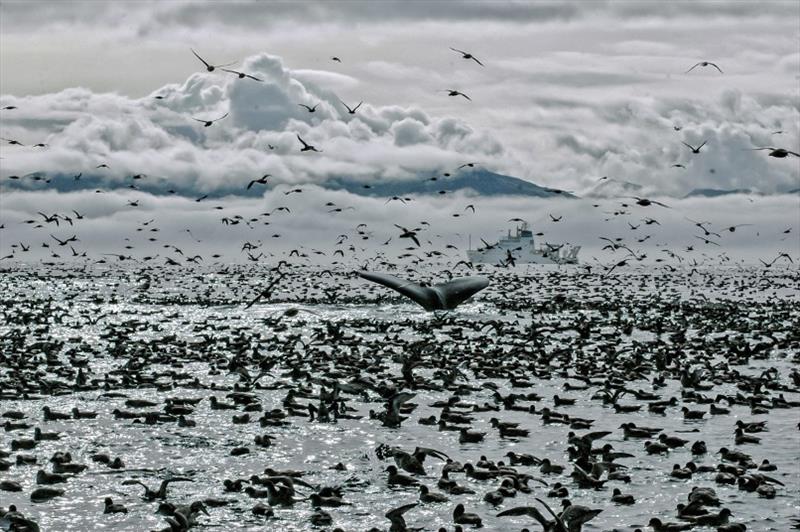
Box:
<box><xmin>0</xmin><ymin>1</ymin><xmax>798</xmax><ymax>265</ymax></box>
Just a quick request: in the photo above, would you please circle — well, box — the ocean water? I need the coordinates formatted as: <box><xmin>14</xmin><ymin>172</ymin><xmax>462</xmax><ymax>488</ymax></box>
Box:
<box><xmin>1</xmin><ymin>265</ymin><xmax>798</xmax><ymax>531</ymax></box>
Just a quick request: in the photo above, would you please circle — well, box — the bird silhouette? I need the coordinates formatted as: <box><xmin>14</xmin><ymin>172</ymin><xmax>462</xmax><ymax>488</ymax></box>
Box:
<box><xmin>450</xmin><ymin>47</ymin><xmax>484</xmax><ymax>66</ymax></box>
<box><xmin>686</xmin><ymin>61</ymin><xmax>723</xmax><ymax>73</ymax></box>
<box><xmin>191</xmin><ymin>49</ymin><xmax>236</xmax><ymax>72</ymax></box>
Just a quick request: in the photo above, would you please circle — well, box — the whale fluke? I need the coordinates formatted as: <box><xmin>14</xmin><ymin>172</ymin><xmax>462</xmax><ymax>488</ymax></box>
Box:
<box><xmin>357</xmin><ymin>271</ymin><xmax>489</xmax><ymax>311</ymax></box>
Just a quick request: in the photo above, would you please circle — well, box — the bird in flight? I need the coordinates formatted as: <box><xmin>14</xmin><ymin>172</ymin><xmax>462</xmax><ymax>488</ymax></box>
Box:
<box><xmin>394</xmin><ymin>225</ymin><xmax>421</xmax><ymax>247</ymax></box>
<box><xmin>221</xmin><ymin>69</ymin><xmax>262</xmax><ymax>81</ymax></box>
<box><xmin>681</xmin><ymin>140</ymin><xmax>708</xmax><ymax>154</ymax></box>
<box><xmin>440</xmin><ymin>89</ymin><xmax>471</xmax><ymax>101</ymax></box>
<box><xmin>191</xmin><ymin>49</ymin><xmax>236</xmax><ymax>72</ymax></box>
<box><xmin>297</xmin><ymin>135</ymin><xmax>322</xmax><ymax>152</ymax></box>
<box><xmin>247</xmin><ymin>174</ymin><xmax>271</xmax><ymax>190</ymax></box>
<box><xmin>686</xmin><ymin>61</ymin><xmax>723</xmax><ymax>74</ymax></box>
<box><xmin>298</xmin><ymin>103</ymin><xmax>319</xmax><ymax>113</ymax></box>
<box><xmin>724</xmin><ymin>224</ymin><xmax>753</xmax><ymax>233</ymax></box>
<box><xmin>450</xmin><ymin>47</ymin><xmax>484</xmax><ymax>66</ymax></box>
<box><xmin>750</xmin><ymin>147</ymin><xmax>799</xmax><ymax>158</ymax></box>
<box><xmin>628</xmin><ymin>196</ymin><xmax>670</xmax><ymax>208</ymax></box>
<box><xmin>193</xmin><ymin>112</ymin><xmax>228</xmax><ymax>127</ymax></box>
<box><xmin>244</xmin><ymin>273</ymin><xmax>286</xmax><ymax>309</ymax></box>
<box><xmin>671</xmin><ymin>164</ymin><xmax>686</xmax><ymax>169</ymax></box>
<box><xmin>339</xmin><ymin>100</ymin><xmax>363</xmax><ymax>114</ymax></box>
<box><xmin>331</xmin><ymin>56</ymin><xmax>342</xmax><ymax>63</ymax></box>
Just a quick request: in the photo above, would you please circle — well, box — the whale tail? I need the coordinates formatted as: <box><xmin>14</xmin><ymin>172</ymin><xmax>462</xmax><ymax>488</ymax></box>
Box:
<box><xmin>356</xmin><ymin>271</ymin><xmax>489</xmax><ymax>311</ymax></box>
<box><xmin>433</xmin><ymin>276</ymin><xmax>490</xmax><ymax>309</ymax></box>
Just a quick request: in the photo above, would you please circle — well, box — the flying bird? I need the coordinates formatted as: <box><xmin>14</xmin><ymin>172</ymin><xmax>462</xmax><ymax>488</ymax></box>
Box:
<box><xmin>394</xmin><ymin>225</ymin><xmax>421</xmax><ymax>247</ymax></box>
<box><xmin>298</xmin><ymin>103</ymin><xmax>319</xmax><ymax>113</ymax></box>
<box><xmin>750</xmin><ymin>147</ymin><xmax>799</xmax><ymax>158</ymax></box>
<box><xmin>221</xmin><ymin>69</ymin><xmax>262</xmax><ymax>81</ymax></box>
<box><xmin>440</xmin><ymin>89</ymin><xmax>471</xmax><ymax>101</ymax></box>
<box><xmin>339</xmin><ymin>100</ymin><xmax>363</xmax><ymax>114</ymax></box>
<box><xmin>191</xmin><ymin>49</ymin><xmax>236</xmax><ymax>72</ymax></box>
<box><xmin>297</xmin><ymin>135</ymin><xmax>322</xmax><ymax>152</ymax></box>
<box><xmin>247</xmin><ymin>174</ymin><xmax>271</xmax><ymax>190</ymax></box>
<box><xmin>244</xmin><ymin>273</ymin><xmax>286</xmax><ymax>309</ymax></box>
<box><xmin>450</xmin><ymin>47</ymin><xmax>484</xmax><ymax>66</ymax></box>
<box><xmin>628</xmin><ymin>197</ymin><xmax>671</xmax><ymax>208</ymax></box>
<box><xmin>686</xmin><ymin>61</ymin><xmax>723</xmax><ymax>74</ymax></box>
<box><xmin>192</xmin><ymin>112</ymin><xmax>228</xmax><ymax>127</ymax></box>
<box><xmin>681</xmin><ymin>140</ymin><xmax>708</xmax><ymax>154</ymax></box>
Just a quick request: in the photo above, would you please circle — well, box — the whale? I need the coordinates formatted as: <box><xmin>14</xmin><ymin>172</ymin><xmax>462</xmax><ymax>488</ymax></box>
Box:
<box><xmin>356</xmin><ymin>271</ymin><xmax>489</xmax><ymax>311</ymax></box>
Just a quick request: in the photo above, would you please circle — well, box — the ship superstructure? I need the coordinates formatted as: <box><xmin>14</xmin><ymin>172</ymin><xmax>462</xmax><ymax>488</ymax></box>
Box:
<box><xmin>466</xmin><ymin>222</ymin><xmax>579</xmax><ymax>265</ymax></box>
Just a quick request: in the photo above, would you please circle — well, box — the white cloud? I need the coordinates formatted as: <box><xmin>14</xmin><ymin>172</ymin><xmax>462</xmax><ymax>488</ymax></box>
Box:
<box><xmin>0</xmin><ymin>53</ymin><xmax>506</xmax><ymax>191</ymax></box>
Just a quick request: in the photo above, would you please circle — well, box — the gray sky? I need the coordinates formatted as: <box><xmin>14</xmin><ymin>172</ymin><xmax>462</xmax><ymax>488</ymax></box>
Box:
<box><xmin>0</xmin><ymin>1</ymin><xmax>798</xmax><ymax>264</ymax></box>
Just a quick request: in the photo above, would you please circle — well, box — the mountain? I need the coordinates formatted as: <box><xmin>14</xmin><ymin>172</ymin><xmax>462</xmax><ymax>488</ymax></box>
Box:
<box><xmin>3</xmin><ymin>168</ymin><xmax>574</xmax><ymax>199</ymax></box>
<box><xmin>324</xmin><ymin>168</ymin><xmax>575</xmax><ymax>198</ymax></box>
<box><xmin>684</xmin><ymin>188</ymin><xmax>753</xmax><ymax>198</ymax></box>
<box><xmin>584</xmin><ymin>178</ymin><xmax>642</xmax><ymax>198</ymax></box>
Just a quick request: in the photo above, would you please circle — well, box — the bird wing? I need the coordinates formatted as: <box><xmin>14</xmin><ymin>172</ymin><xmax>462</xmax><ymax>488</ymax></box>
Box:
<box><xmin>414</xmin><ymin>446</ymin><xmax>449</xmax><ymax>462</ymax></box>
<box><xmin>221</xmin><ymin>68</ymin><xmax>241</xmax><ymax>75</ymax></box>
<box><xmin>471</xmin><ymin>56</ymin><xmax>485</xmax><ymax>66</ymax></box>
<box><xmin>697</xmin><ymin>140</ymin><xmax>708</xmax><ymax>149</ymax></box>
<box><xmin>497</xmin><ymin>506</ymin><xmax>550</xmax><ymax>527</ymax></box>
<box><xmin>191</xmin><ymin>49</ymin><xmax>210</xmax><ymax>67</ymax></box>
<box><xmin>215</xmin><ymin>112</ymin><xmax>229</xmax><ymax>122</ymax></box>
<box><xmin>121</xmin><ymin>479</ymin><xmax>149</xmax><ymax>494</ymax></box>
<box><xmin>685</xmin><ymin>62</ymin><xmax>701</xmax><ymax>73</ymax></box>
<box><xmin>460</xmin><ymin>92</ymin><xmax>472</xmax><ymax>101</ymax></box>
<box><xmin>244</xmin><ymin>273</ymin><xmax>286</xmax><ymax>309</ymax></box>
<box><xmin>709</xmin><ymin>62</ymin><xmax>723</xmax><ymax>73</ymax></box>
<box><xmin>386</xmin><ymin>502</ymin><xmax>417</xmax><ymax>519</ymax></box>
<box><xmin>681</xmin><ymin>141</ymin><xmax>695</xmax><ymax>151</ymax></box>
<box><xmin>296</xmin><ymin>135</ymin><xmax>310</xmax><ymax>148</ymax></box>
<box><xmin>159</xmin><ymin>477</ymin><xmax>193</xmax><ymax>495</ymax></box>
<box><xmin>390</xmin><ymin>392</ymin><xmax>416</xmax><ymax>412</ymax></box>
<box><xmin>450</xmin><ymin>47</ymin><xmax>468</xmax><ymax>55</ymax></box>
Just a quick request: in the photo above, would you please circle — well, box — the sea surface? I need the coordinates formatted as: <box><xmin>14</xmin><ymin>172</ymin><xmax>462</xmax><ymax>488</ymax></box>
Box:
<box><xmin>1</xmin><ymin>264</ymin><xmax>798</xmax><ymax>531</ymax></box>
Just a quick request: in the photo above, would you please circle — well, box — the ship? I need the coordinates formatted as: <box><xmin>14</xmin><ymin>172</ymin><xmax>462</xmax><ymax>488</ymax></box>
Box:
<box><xmin>466</xmin><ymin>222</ymin><xmax>580</xmax><ymax>265</ymax></box>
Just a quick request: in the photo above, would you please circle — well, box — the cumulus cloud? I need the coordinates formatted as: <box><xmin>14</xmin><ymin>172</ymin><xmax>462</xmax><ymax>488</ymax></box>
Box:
<box><xmin>0</xmin><ymin>53</ymin><xmax>505</xmax><ymax>191</ymax></box>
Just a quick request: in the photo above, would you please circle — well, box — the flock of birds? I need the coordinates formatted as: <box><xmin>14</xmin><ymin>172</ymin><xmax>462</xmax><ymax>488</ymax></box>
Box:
<box><xmin>0</xmin><ymin>266</ymin><xmax>798</xmax><ymax>531</ymax></box>
<box><xmin>0</xmin><ymin>46</ymin><xmax>798</xmax><ymax>271</ymax></box>
<box><xmin>0</xmin><ymin>39</ymin><xmax>799</xmax><ymax>532</ymax></box>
